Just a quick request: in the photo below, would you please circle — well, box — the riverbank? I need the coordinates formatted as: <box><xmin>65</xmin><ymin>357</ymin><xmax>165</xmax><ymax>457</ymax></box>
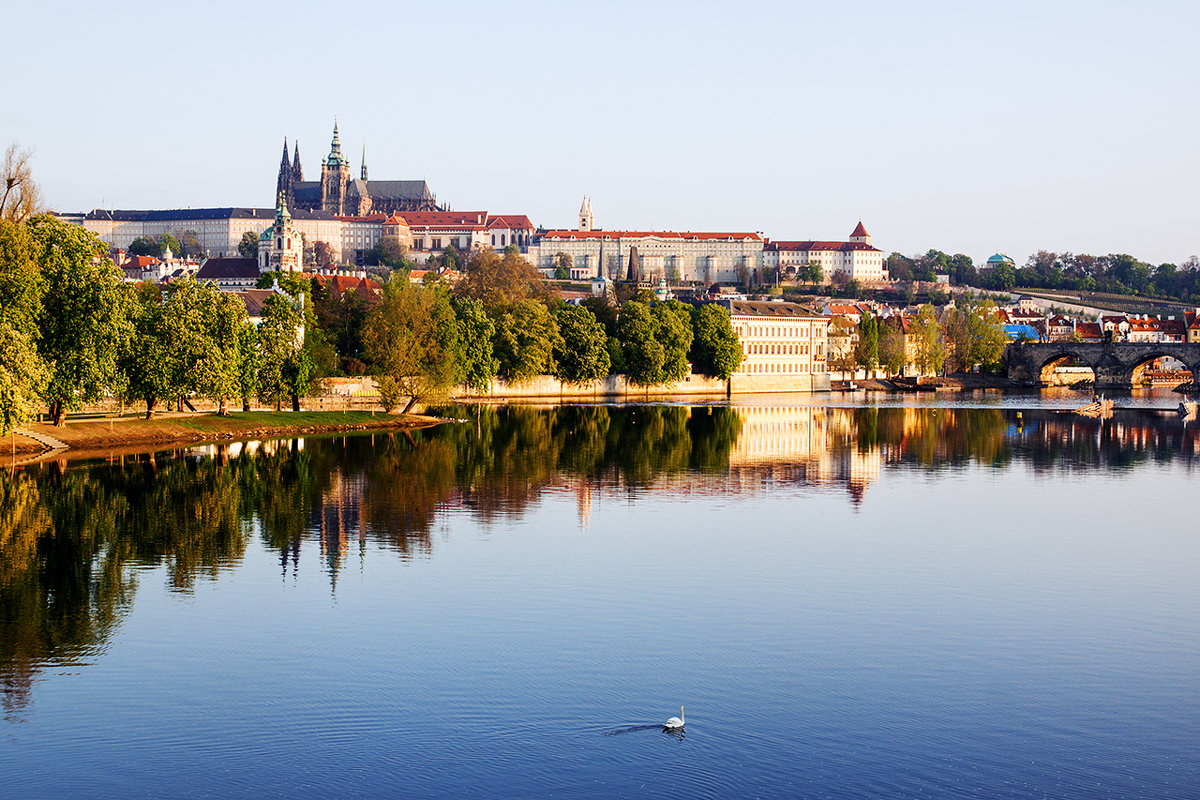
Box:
<box><xmin>6</xmin><ymin>411</ymin><xmax>445</xmax><ymax>457</ymax></box>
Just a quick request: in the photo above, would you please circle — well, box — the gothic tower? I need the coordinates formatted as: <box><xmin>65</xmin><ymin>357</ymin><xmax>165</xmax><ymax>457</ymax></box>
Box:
<box><xmin>360</xmin><ymin>145</ymin><xmax>368</xmax><ymax>181</ymax></box>
<box><xmin>276</xmin><ymin>138</ymin><xmax>293</xmax><ymax>206</ymax></box>
<box><xmin>292</xmin><ymin>141</ymin><xmax>303</xmax><ymax>182</ymax></box>
<box><xmin>320</xmin><ymin>121</ymin><xmax>351</xmax><ymax>215</ymax></box>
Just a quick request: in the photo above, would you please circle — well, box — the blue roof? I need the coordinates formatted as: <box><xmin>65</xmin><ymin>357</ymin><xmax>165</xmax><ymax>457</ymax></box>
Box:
<box><xmin>1004</xmin><ymin>324</ymin><xmax>1041</xmax><ymax>341</ymax></box>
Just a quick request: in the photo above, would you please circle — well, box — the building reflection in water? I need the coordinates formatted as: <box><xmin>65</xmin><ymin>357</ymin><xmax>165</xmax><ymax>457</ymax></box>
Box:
<box><xmin>3</xmin><ymin>403</ymin><xmax>1199</xmax><ymax>717</ymax></box>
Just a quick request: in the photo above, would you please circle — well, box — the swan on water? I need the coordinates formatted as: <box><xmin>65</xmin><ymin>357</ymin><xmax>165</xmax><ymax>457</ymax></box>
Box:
<box><xmin>664</xmin><ymin>706</ymin><xmax>685</xmax><ymax>729</ymax></box>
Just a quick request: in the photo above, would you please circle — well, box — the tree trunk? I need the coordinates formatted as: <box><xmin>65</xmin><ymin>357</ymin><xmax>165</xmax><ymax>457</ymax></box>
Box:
<box><xmin>242</xmin><ymin>397</ymin><xmax>251</xmax><ymax>412</ymax></box>
<box><xmin>218</xmin><ymin>396</ymin><xmax>228</xmax><ymax>416</ymax></box>
<box><xmin>401</xmin><ymin>395</ymin><xmax>418</xmax><ymax>415</ymax></box>
<box><xmin>145</xmin><ymin>397</ymin><xmax>157</xmax><ymax>419</ymax></box>
<box><xmin>291</xmin><ymin>394</ymin><xmax>300</xmax><ymax>412</ymax></box>
<box><xmin>52</xmin><ymin>403</ymin><xmax>66</xmax><ymax>427</ymax></box>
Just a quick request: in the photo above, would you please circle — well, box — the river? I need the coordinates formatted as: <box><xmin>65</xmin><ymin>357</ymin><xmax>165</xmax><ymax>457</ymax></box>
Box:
<box><xmin>2</xmin><ymin>395</ymin><xmax>1198</xmax><ymax>798</ymax></box>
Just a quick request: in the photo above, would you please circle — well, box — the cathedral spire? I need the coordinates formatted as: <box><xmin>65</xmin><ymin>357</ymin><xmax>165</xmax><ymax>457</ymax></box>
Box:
<box><xmin>292</xmin><ymin>140</ymin><xmax>303</xmax><ymax>182</ymax></box>
<box><xmin>361</xmin><ymin>144</ymin><xmax>368</xmax><ymax>181</ymax></box>
<box><xmin>276</xmin><ymin>138</ymin><xmax>292</xmax><ymax>206</ymax></box>
<box><xmin>327</xmin><ymin>119</ymin><xmax>345</xmax><ymax>166</ymax></box>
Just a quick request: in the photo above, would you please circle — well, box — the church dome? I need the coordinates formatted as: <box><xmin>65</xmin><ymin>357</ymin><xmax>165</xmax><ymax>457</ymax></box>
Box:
<box><xmin>987</xmin><ymin>253</ymin><xmax>1015</xmax><ymax>266</ymax></box>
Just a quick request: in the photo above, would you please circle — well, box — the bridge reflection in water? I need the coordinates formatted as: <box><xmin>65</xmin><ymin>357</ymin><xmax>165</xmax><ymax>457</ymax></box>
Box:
<box><xmin>3</xmin><ymin>402</ymin><xmax>1198</xmax><ymax>719</ymax></box>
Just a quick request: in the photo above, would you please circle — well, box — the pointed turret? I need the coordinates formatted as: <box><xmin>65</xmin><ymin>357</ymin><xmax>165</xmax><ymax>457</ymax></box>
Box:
<box><xmin>849</xmin><ymin>221</ymin><xmax>870</xmax><ymax>245</ymax></box>
<box><xmin>292</xmin><ymin>141</ymin><xmax>303</xmax><ymax>182</ymax></box>
<box><xmin>361</xmin><ymin>144</ymin><xmax>368</xmax><ymax>181</ymax></box>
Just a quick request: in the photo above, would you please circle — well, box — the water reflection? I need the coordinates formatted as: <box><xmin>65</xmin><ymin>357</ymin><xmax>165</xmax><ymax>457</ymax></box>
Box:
<box><xmin>2</xmin><ymin>404</ymin><xmax>1197</xmax><ymax>717</ymax></box>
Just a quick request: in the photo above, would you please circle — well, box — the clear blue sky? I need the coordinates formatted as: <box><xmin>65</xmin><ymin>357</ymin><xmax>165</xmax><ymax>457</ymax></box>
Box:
<box><xmin>6</xmin><ymin>0</ymin><xmax>1198</xmax><ymax>266</ymax></box>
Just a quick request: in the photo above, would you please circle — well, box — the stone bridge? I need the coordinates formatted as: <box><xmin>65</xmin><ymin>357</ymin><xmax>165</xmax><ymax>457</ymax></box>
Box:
<box><xmin>1004</xmin><ymin>342</ymin><xmax>1200</xmax><ymax>388</ymax></box>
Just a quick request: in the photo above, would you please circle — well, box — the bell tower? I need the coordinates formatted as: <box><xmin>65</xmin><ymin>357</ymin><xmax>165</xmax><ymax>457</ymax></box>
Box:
<box><xmin>578</xmin><ymin>196</ymin><xmax>594</xmax><ymax>231</ymax></box>
<box><xmin>320</xmin><ymin>120</ymin><xmax>351</xmax><ymax>215</ymax></box>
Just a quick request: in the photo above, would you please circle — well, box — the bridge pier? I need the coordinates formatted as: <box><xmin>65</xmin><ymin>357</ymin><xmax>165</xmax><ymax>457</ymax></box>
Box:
<box><xmin>1093</xmin><ymin>355</ymin><xmax>1133</xmax><ymax>390</ymax></box>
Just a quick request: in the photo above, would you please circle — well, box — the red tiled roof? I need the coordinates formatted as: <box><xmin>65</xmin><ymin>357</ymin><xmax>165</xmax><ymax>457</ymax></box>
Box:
<box><xmin>542</xmin><ymin>230</ymin><xmax>764</xmax><ymax>242</ymax></box>
<box><xmin>851</xmin><ymin>221</ymin><xmax>869</xmax><ymax>238</ymax></box>
<box><xmin>1076</xmin><ymin>322</ymin><xmax>1103</xmax><ymax>338</ymax></box>
<box><xmin>487</xmin><ymin>214</ymin><xmax>534</xmax><ymax>230</ymax></box>
<box><xmin>401</xmin><ymin>211</ymin><xmax>490</xmax><ymax>226</ymax></box>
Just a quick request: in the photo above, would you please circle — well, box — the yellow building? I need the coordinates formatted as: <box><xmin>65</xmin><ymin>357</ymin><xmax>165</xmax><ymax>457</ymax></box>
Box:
<box><xmin>725</xmin><ymin>300</ymin><xmax>831</xmax><ymax>393</ymax></box>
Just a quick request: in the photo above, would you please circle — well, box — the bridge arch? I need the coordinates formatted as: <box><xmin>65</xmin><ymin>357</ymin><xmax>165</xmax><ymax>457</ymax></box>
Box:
<box><xmin>1115</xmin><ymin>349</ymin><xmax>1197</xmax><ymax>388</ymax></box>
<box><xmin>1036</xmin><ymin>352</ymin><xmax>1095</xmax><ymax>385</ymax></box>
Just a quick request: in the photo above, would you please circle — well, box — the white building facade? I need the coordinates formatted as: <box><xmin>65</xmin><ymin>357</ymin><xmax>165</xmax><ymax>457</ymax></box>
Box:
<box><xmin>532</xmin><ymin>230</ymin><xmax>766</xmax><ymax>284</ymax></box>
<box><xmin>762</xmin><ymin>222</ymin><xmax>887</xmax><ymax>284</ymax></box>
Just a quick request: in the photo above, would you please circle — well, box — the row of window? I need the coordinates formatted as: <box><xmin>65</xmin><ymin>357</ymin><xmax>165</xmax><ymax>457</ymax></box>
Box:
<box><xmin>737</xmin><ymin>325</ymin><xmax>818</xmax><ymax>338</ymax></box>
<box><xmin>744</xmin><ymin>342</ymin><xmax>820</xmax><ymax>356</ymax></box>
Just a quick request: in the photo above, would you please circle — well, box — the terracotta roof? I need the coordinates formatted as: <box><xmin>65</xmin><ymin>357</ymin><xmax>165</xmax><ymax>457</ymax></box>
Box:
<box><xmin>382</xmin><ymin>212</ymin><xmax>410</xmax><ymax>226</ymax></box>
<box><xmin>851</xmin><ymin>221</ymin><xmax>869</xmax><ymax>238</ymax></box>
<box><xmin>1076</xmin><ymin>322</ymin><xmax>1103</xmax><ymax>338</ymax></box>
<box><xmin>233</xmin><ymin>289</ymin><xmax>276</xmax><ymax>319</ymax></box>
<box><xmin>487</xmin><ymin>214</ymin><xmax>534</xmax><ymax>230</ymax></box>
<box><xmin>400</xmin><ymin>211</ymin><xmax>490</xmax><ymax>226</ymax></box>
<box><xmin>122</xmin><ymin>255</ymin><xmax>160</xmax><ymax>269</ymax></box>
<box><xmin>311</xmin><ymin>273</ymin><xmax>381</xmax><ymax>299</ymax></box>
<box><xmin>542</xmin><ymin>230</ymin><xmax>764</xmax><ymax>242</ymax></box>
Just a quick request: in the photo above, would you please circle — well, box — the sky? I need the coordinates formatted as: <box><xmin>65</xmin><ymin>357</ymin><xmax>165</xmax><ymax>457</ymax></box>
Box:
<box><xmin>5</xmin><ymin>0</ymin><xmax>1198</xmax><ymax>266</ymax></box>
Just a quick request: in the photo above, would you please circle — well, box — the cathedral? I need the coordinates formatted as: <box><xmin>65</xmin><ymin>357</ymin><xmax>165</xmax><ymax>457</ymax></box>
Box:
<box><xmin>275</xmin><ymin>122</ymin><xmax>443</xmax><ymax>216</ymax></box>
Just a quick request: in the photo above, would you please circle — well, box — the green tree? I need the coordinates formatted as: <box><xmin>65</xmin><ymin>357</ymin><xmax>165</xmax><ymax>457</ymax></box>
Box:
<box><xmin>878</xmin><ymin>320</ymin><xmax>907</xmax><ymax>377</ymax></box>
<box><xmin>178</xmin><ymin>230</ymin><xmax>204</xmax><ymax>259</ymax></box>
<box><xmin>910</xmin><ymin>304</ymin><xmax>946</xmax><ymax>375</ymax></box>
<box><xmin>854</xmin><ymin>313</ymin><xmax>880</xmax><ymax>376</ymax></box>
<box><xmin>689</xmin><ymin>303</ymin><xmax>742</xmax><ymax>381</ymax></box>
<box><xmin>0</xmin><ymin>321</ymin><xmax>49</xmax><ymax>435</ymax></box>
<box><xmin>654</xmin><ymin>300</ymin><xmax>694</xmax><ymax>383</ymax></box>
<box><xmin>617</xmin><ymin>301</ymin><xmax>664</xmax><ymax>385</ymax></box>
<box><xmin>362</xmin><ymin>276</ymin><xmax>459</xmax><ymax>413</ymax></box>
<box><xmin>553</xmin><ymin>252</ymin><xmax>572</xmax><ymax>280</ymax></box>
<box><xmin>31</xmin><ymin>216</ymin><xmax>129</xmax><ymax>425</ymax></box>
<box><xmin>257</xmin><ymin>293</ymin><xmax>307</xmax><ymax>411</ymax></box>
<box><xmin>943</xmin><ymin>299</ymin><xmax>1007</xmax><ymax>372</ymax></box>
<box><xmin>128</xmin><ymin>236</ymin><xmax>160</xmax><ymax>257</ymax></box>
<box><xmin>493</xmin><ymin>299</ymin><xmax>561</xmax><ymax>384</ymax></box>
<box><xmin>370</xmin><ymin>236</ymin><xmax>409</xmax><ymax>269</ymax></box>
<box><xmin>157</xmin><ymin>232</ymin><xmax>181</xmax><ymax>258</ymax></box>
<box><xmin>238</xmin><ymin>230</ymin><xmax>260</xmax><ymax>259</ymax></box>
<box><xmin>451</xmin><ymin>296</ymin><xmax>498</xmax><ymax>392</ymax></box>
<box><xmin>0</xmin><ymin>219</ymin><xmax>42</xmax><ymax>335</ymax></box>
<box><xmin>553</xmin><ymin>304</ymin><xmax>610</xmax><ymax>384</ymax></box>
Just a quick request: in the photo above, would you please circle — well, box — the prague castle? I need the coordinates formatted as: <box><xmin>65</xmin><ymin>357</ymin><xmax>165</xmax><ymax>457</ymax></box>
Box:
<box><xmin>275</xmin><ymin>122</ymin><xmax>442</xmax><ymax>216</ymax></box>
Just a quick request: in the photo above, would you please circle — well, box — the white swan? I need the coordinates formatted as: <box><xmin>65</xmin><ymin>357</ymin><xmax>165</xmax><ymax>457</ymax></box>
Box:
<box><xmin>664</xmin><ymin>706</ymin><xmax>685</xmax><ymax>729</ymax></box>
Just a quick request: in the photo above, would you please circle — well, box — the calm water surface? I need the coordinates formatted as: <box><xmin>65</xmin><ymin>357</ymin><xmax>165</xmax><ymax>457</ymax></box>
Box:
<box><xmin>2</xmin><ymin>399</ymin><xmax>1198</xmax><ymax>798</ymax></box>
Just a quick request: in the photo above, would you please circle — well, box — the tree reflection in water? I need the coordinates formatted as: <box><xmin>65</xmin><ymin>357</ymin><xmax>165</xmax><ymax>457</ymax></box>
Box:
<box><xmin>2</xmin><ymin>404</ymin><xmax>1197</xmax><ymax>716</ymax></box>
